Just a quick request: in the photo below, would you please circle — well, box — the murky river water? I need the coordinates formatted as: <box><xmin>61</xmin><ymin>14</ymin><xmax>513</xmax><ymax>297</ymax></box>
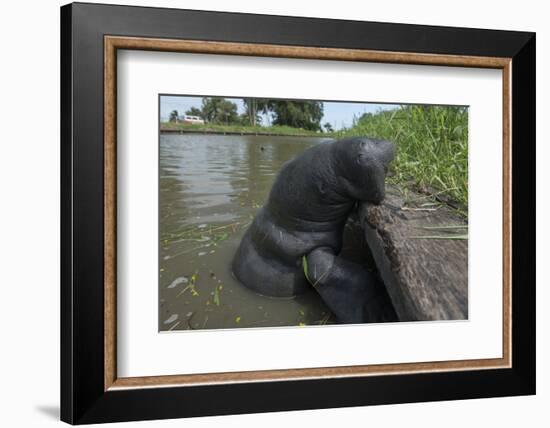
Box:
<box><xmin>159</xmin><ymin>133</ymin><xmax>371</xmax><ymax>332</ymax></box>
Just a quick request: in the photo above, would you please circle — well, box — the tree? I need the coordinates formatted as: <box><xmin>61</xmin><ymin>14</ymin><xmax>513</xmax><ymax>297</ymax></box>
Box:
<box><xmin>270</xmin><ymin>100</ymin><xmax>324</xmax><ymax>131</ymax></box>
<box><xmin>243</xmin><ymin>98</ymin><xmax>261</xmax><ymax>126</ymax></box>
<box><xmin>185</xmin><ymin>107</ymin><xmax>203</xmax><ymax>118</ymax></box>
<box><xmin>169</xmin><ymin>110</ymin><xmax>179</xmax><ymax>122</ymax></box>
<box><xmin>324</xmin><ymin>122</ymin><xmax>334</xmax><ymax>133</ymax></box>
<box><xmin>243</xmin><ymin>98</ymin><xmax>272</xmax><ymax>126</ymax></box>
<box><xmin>237</xmin><ymin>113</ymin><xmax>251</xmax><ymax>126</ymax></box>
<box><xmin>201</xmin><ymin>97</ymin><xmax>239</xmax><ymax>124</ymax></box>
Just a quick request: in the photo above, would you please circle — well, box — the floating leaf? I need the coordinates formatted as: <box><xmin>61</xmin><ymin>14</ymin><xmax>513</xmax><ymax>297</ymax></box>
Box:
<box><xmin>235</xmin><ymin>316</ymin><xmax>241</xmax><ymax>324</ymax></box>
<box><xmin>215</xmin><ymin>233</ymin><xmax>229</xmax><ymax>242</ymax></box>
<box><xmin>167</xmin><ymin>276</ymin><xmax>188</xmax><ymax>289</ymax></box>
<box><xmin>163</xmin><ymin>314</ymin><xmax>178</xmax><ymax>324</ymax></box>
<box><xmin>213</xmin><ymin>287</ymin><xmax>221</xmax><ymax>306</ymax></box>
<box><xmin>177</xmin><ymin>274</ymin><xmax>199</xmax><ymax>297</ymax></box>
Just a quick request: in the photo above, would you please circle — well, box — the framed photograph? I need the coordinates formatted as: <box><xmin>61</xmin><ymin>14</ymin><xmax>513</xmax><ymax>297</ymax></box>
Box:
<box><xmin>61</xmin><ymin>2</ymin><xmax>535</xmax><ymax>424</ymax></box>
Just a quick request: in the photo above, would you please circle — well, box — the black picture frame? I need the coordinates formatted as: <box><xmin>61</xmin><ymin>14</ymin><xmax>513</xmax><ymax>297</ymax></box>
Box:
<box><xmin>61</xmin><ymin>2</ymin><xmax>535</xmax><ymax>424</ymax></box>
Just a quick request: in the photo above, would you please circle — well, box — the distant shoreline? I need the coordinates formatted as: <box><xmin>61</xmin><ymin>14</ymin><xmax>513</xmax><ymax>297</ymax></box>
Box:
<box><xmin>160</xmin><ymin>128</ymin><xmax>331</xmax><ymax>138</ymax></box>
<box><xmin>160</xmin><ymin>122</ymin><xmax>336</xmax><ymax>138</ymax></box>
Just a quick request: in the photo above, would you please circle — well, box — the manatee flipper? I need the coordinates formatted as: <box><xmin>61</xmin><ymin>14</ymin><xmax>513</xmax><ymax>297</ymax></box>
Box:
<box><xmin>305</xmin><ymin>247</ymin><xmax>396</xmax><ymax>323</ymax></box>
<box><xmin>232</xmin><ymin>227</ymin><xmax>309</xmax><ymax>297</ymax></box>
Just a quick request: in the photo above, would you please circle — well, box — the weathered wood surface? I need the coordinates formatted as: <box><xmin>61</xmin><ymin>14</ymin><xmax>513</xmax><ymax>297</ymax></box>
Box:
<box><xmin>359</xmin><ymin>186</ymin><xmax>468</xmax><ymax>321</ymax></box>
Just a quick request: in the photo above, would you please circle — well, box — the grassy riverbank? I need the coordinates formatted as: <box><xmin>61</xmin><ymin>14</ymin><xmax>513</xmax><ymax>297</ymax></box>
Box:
<box><xmin>335</xmin><ymin>105</ymin><xmax>469</xmax><ymax>209</ymax></box>
<box><xmin>160</xmin><ymin>121</ymin><xmax>327</xmax><ymax>137</ymax></box>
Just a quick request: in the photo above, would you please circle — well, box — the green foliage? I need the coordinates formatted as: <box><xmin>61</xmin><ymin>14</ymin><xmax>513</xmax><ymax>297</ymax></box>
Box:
<box><xmin>201</xmin><ymin>97</ymin><xmax>239</xmax><ymax>124</ymax></box>
<box><xmin>270</xmin><ymin>100</ymin><xmax>324</xmax><ymax>131</ymax></box>
<box><xmin>169</xmin><ymin>110</ymin><xmax>179</xmax><ymax>122</ymax></box>
<box><xmin>324</xmin><ymin>122</ymin><xmax>334</xmax><ymax>133</ymax></box>
<box><xmin>174</xmin><ymin>97</ymin><xmax>323</xmax><ymax>131</ymax></box>
<box><xmin>337</xmin><ymin>105</ymin><xmax>469</xmax><ymax>207</ymax></box>
<box><xmin>236</xmin><ymin>113</ymin><xmax>251</xmax><ymax>126</ymax></box>
<box><xmin>185</xmin><ymin>107</ymin><xmax>203</xmax><ymax>118</ymax></box>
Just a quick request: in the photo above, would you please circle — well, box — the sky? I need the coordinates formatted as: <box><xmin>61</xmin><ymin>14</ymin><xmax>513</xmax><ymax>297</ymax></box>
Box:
<box><xmin>160</xmin><ymin>95</ymin><xmax>401</xmax><ymax>130</ymax></box>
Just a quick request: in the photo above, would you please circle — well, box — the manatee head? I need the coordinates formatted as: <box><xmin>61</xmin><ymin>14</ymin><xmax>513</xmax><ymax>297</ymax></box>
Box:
<box><xmin>332</xmin><ymin>137</ymin><xmax>395</xmax><ymax>204</ymax></box>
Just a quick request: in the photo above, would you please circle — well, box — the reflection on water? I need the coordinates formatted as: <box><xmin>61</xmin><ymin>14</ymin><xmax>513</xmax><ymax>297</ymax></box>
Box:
<box><xmin>159</xmin><ymin>133</ymin><xmax>338</xmax><ymax>331</ymax></box>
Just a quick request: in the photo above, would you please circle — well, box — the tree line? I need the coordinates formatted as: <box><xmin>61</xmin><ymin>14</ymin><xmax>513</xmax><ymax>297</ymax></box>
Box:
<box><xmin>169</xmin><ymin>97</ymin><xmax>332</xmax><ymax>132</ymax></box>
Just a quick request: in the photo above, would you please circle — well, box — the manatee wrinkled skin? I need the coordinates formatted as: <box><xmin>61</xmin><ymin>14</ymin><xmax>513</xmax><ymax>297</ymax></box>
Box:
<box><xmin>232</xmin><ymin>137</ymin><xmax>395</xmax><ymax>323</ymax></box>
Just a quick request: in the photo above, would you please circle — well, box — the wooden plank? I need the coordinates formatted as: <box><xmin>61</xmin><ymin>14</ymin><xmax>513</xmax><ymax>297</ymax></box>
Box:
<box><xmin>359</xmin><ymin>186</ymin><xmax>468</xmax><ymax>321</ymax></box>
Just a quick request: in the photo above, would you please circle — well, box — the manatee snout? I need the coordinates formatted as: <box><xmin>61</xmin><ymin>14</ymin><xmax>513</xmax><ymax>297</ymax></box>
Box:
<box><xmin>366</xmin><ymin>139</ymin><xmax>394</xmax><ymax>204</ymax></box>
<box><xmin>376</xmin><ymin>139</ymin><xmax>396</xmax><ymax>166</ymax></box>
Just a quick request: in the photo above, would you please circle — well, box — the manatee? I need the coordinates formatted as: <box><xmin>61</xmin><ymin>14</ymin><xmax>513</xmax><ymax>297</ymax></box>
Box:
<box><xmin>232</xmin><ymin>137</ymin><xmax>395</xmax><ymax>323</ymax></box>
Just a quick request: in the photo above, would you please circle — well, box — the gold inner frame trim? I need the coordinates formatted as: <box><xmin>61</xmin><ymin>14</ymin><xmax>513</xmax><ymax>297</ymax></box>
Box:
<box><xmin>104</xmin><ymin>35</ymin><xmax>512</xmax><ymax>391</ymax></box>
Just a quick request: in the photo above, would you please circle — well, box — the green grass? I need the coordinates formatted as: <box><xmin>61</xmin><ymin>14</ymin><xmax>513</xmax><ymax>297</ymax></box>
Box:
<box><xmin>335</xmin><ymin>105</ymin><xmax>468</xmax><ymax>208</ymax></box>
<box><xmin>160</xmin><ymin>121</ymin><xmax>327</xmax><ymax>137</ymax></box>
